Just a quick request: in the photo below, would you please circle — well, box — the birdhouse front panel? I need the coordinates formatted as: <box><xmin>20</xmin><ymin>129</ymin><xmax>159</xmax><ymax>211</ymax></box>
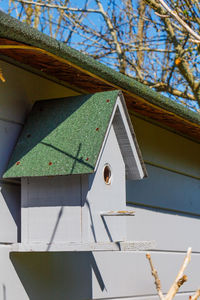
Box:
<box><xmin>82</xmin><ymin>124</ymin><xmax>126</xmax><ymax>243</ymax></box>
<box><xmin>21</xmin><ymin>175</ymin><xmax>82</xmax><ymax>243</ymax></box>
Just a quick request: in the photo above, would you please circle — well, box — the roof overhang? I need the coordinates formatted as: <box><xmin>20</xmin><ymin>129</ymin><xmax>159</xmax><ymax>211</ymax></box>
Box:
<box><xmin>1</xmin><ymin>11</ymin><xmax>200</xmax><ymax>143</ymax></box>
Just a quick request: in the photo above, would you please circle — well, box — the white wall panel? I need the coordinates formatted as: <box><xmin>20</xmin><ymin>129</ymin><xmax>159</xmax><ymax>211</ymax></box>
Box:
<box><xmin>86</xmin><ymin>125</ymin><xmax>126</xmax><ymax>242</ymax></box>
<box><xmin>2</xmin><ymin>247</ymin><xmax>200</xmax><ymax>300</ymax></box>
<box><xmin>92</xmin><ymin>251</ymin><xmax>200</xmax><ymax>299</ymax></box>
<box><xmin>0</xmin><ymin>60</ymin><xmax>78</xmax><ymax>124</ymax></box>
<box><xmin>0</xmin><ymin>246</ymin><xmax>28</xmax><ymax>300</ymax></box>
<box><xmin>132</xmin><ymin>116</ymin><xmax>200</xmax><ymax>179</ymax></box>
<box><xmin>127</xmin><ymin>204</ymin><xmax>200</xmax><ymax>252</ymax></box>
<box><xmin>0</xmin><ymin>182</ymin><xmax>20</xmax><ymax>243</ymax></box>
<box><xmin>22</xmin><ymin>176</ymin><xmax>82</xmax><ymax>243</ymax></box>
<box><xmin>0</xmin><ymin>120</ymin><xmax>22</xmax><ymax>178</ymax></box>
<box><xmin>127</xmin><ymin>164</ymin><xmax>200</xmax><ymax>215</ymax></box>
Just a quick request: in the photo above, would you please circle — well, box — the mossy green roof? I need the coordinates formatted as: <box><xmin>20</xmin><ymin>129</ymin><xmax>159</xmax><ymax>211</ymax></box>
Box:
<box><xmin>0</xmin><ymin>11</ymin><xmax>200</xmax><ymax>127</ymax></box>
<box><xmin>3</xmin><ymin>91</ymin><xmax>119</xmax><ymax>178</ymax></box>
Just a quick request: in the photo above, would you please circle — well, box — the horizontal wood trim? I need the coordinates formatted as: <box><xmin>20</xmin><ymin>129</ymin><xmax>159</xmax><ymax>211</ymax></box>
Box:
<box><xmin>95</xmin><ymin>292</ymin><xmax>197</xmax><ymax>300</ymax></box>
<box><xmin>144</xmin><ymin>161</ymin><xmax>200</xmax><ymax>181</ymax></box>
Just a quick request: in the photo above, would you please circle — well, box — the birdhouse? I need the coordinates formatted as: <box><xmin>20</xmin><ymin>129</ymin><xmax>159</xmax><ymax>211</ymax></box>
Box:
<box><xmin>3</xmin><ymin>90</ymin><xmax>147</xmax><ymax>251</ymax></box>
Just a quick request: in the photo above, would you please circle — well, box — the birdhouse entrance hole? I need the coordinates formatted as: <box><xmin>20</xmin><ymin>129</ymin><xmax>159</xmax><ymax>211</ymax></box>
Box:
<box><xmin>103</xmin><ymin>165</ymin><xmax>112</xmax><ymax>185</ymax></box>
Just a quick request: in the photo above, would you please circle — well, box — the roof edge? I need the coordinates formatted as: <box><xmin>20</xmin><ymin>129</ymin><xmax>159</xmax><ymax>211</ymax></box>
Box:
<box><xmin>0</xmin><ymin>11</ymin><xmax>200</xmax><ymax>128</ymax></box>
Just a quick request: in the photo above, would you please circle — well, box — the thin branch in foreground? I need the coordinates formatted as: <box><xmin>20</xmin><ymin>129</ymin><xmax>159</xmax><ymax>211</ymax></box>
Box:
<box><xmin>146</xmin><ymin>248</ymin><xmax>192</xmax><ymax>300</ymax></box>
<box><xmin>146</xmin><ymin>253</ymin><xmax>165</xmax><ymax>300</ymax></box>
<box><xmin>165</xmin><ymin>247</ymin><xmax>191</xmax><ymax>300</ymax></box>
<box><xmin>190</xmin><ymin>289</ymin><xmax>200</xmax><ymax>300</ymax></box>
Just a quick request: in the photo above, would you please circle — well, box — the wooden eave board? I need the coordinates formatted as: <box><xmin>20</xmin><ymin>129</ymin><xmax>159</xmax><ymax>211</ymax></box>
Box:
<box><xmin>3</xmin><ymin>91</ymin><xmax>119</xmax><ymax>178</ymax></box>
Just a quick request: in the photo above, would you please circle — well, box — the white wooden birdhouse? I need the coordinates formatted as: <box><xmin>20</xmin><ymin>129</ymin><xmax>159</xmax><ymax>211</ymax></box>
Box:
<box><xmin>4</xmin><ymin>90</ymin><xmax>148</xmax><ymax>251</ymax></box>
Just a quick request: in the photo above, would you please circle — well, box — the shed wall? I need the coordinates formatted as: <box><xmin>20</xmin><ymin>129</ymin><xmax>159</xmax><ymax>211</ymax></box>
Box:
<box><xmin>1</xmin><ymin>60</ymin><xmax>200</xmax><ymax>299</ymax></box>
<box><xmin>0</xmin><ymin>60</ymin><xmax>77</xmax><ymax>243</ymax></box>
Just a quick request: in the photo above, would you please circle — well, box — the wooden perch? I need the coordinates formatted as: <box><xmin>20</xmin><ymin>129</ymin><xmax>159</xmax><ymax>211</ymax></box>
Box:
<box><xmin>146</xmin><ymin>247</ymin><xmax>192</xmax><ymax>300</ymax></box>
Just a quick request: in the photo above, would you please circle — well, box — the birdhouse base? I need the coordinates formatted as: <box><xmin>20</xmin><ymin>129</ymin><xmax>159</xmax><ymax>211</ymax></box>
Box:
<box><xmin>9</xmin><ymin>241</ymin><xmax>156</xmax><ymax>252</ymax></box>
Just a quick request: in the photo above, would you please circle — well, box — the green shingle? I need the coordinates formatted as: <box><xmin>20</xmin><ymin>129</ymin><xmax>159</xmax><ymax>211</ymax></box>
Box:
<box><xmin>3</xmin><ymin>90</ymin><xmax>119</xmax><ymax>178</ymax></box>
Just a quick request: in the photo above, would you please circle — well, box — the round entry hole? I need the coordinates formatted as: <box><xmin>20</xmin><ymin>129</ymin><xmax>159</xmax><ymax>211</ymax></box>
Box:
<box><xmin>103</xmin><ymin>165</ymin><xmax>111</xmax><ymax>185</ymax></box>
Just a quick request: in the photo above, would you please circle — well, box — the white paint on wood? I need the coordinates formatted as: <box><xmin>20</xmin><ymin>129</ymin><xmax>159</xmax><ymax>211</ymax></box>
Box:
<box><xmin>86</xmin><ymin>125</ymin><xmax>126</xmax><ymax>242</ymax></box>
<box><xmin>127</xmin><ymin>164</ymin><xmax>200</xmax><ymax>215</ymax></box>
<box><xmin>1</xmin><ymin>245</ymin><xmax>200</xmax><ymax>300</ymax></box>
<box><xmin>95</xmin><ymin>96</ymin><xmax>146</xmax><ymax>180</ymax></box>
<box><xmin>0</xmin><ymin>182</ymin><xmax>20</xmax><ymax>243</ymax></box>
<box><xmin>0</xmin><ymin>60</ymin><xmax>78</xmax><ymax>124</ymax></box>
<box><xmin>126</xmin><ymin>204</ymin><xmax>200</xmax><ymax>252</ymax></box>
<box><xmin>94</xmin><ymin>293</ymin><xmax>197</xmax><ymax>300</ymax></box>
<box><xmin>0</xmin><ymin>246</ymin><xmax>29</xmax><ymax>299</ymax></box>
<box><xmin>21</xmin><ymin>176</ymin><xmax>82</xmax><ymax>243</ymax></box>
<box><xmin>9</xmin><ymin>240</ymin><xmax>155</xmax><ymax>252</ymax></box>
<box><xmin>132</xmin><ymin>116</ymin><xmax>200</xmax><ymax>179</ymax></box>
<box><xmin>114</xmin><ymin>96</ymin><xmax>146</xmax><ymax>179</ymax></box>
<box><xmin>91</xmin><ymin>251</ymin><xmax>200</xmax><ymax>299</ymax></box>
<box><xmin>0</xmin><ymin>120</ymin><xmax>22</xmax><ymax>178</ymax></box>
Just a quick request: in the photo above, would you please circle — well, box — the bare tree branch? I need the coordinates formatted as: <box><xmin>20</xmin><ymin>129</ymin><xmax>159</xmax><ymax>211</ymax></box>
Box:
<box><xmin>157</xmin><ymin>0</ymin><xmax>200</xmax><ymax>42</ymax></box>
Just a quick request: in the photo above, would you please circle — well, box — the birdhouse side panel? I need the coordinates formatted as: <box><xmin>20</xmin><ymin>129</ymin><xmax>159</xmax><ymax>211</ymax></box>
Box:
<box><xmin>21</xmin><ymin>175</ymin><xmax>82</xmax><ymax>243</ymax></box>
<box><xmin>84</xmin><ymin>125</ymin><xmax>126</xmax><ymax>242</ymax></box>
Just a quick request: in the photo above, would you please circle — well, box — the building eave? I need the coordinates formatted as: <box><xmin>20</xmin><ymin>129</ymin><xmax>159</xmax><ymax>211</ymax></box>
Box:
<box><xmin>1</xmin><ymin>11</ymin><xmax>200</xmax><ymax>143</ymax></box>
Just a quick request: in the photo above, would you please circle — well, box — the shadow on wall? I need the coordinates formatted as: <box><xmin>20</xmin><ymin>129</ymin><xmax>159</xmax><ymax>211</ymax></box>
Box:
<box><xmin>1</xmin><ymin>182</ymin><xmax>21</xmax><ymax>242</ymax></box>
<box><xmin>10</xmin><ymin>252</ymin><xmax>106</xmax><ymax>300</ymax></box>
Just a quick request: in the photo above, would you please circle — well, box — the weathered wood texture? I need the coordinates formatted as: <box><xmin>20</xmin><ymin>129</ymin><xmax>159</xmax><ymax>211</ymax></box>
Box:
<box><xmin>10</xmin><ymin>240</ymin><xmax>155</xmax><ymax>252</ymax></box>
<box><xmin>127</xmin><ymin>164</ymin><xmax>200</xmax><ymax>215</ymax></box>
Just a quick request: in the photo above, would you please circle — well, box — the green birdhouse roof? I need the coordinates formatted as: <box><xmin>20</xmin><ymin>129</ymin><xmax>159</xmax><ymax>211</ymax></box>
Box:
<box><xmin>3</xmin><ymin>90</ymin><xmax>146</xmax><ymax>179</ymax></box>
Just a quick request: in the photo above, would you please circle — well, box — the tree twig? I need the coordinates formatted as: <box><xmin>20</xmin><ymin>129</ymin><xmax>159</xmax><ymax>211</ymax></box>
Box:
<box><xmin>165</xmin><ymin>247</ymin><xmax>192</xmax><ymax>300</ymax></box>
<box><xmin>146</xmin><ymin>253</ymin><xmax>165</xmax><ymax>300</ymax></box>
<box><xmin>190</xmin><ymin>289</ymin><xmax>200</xmax><ymax>300</ymax></box>
<box><xmin>157</xmin><ymin>0</ymin><xmax>200</xmax><ymax>41</ymax></box>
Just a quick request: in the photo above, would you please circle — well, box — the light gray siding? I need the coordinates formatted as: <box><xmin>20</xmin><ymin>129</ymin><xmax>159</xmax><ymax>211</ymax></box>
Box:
<box><xmin>127</xmin><ymin>164</ymin><xmax>200</xmax><ymax>215</ymax></box>
<box><xmin>21</xmin><ymin>176</ymin><xmax>82</xmax><ymax>243</ymax></box>
<box><xmin>0</xmin><ymin>249</ymin><xmax>198</xmax><ymax>299</ymax></box>
<box><xmin>0</xmin><ymin>60</ymin><xmax>76</xmax><ymax>243</ymax></box>
<box><xmin>1</xmin><ymin>59</ymin><xmax>200</xmax><ymax>300</ymax></box>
